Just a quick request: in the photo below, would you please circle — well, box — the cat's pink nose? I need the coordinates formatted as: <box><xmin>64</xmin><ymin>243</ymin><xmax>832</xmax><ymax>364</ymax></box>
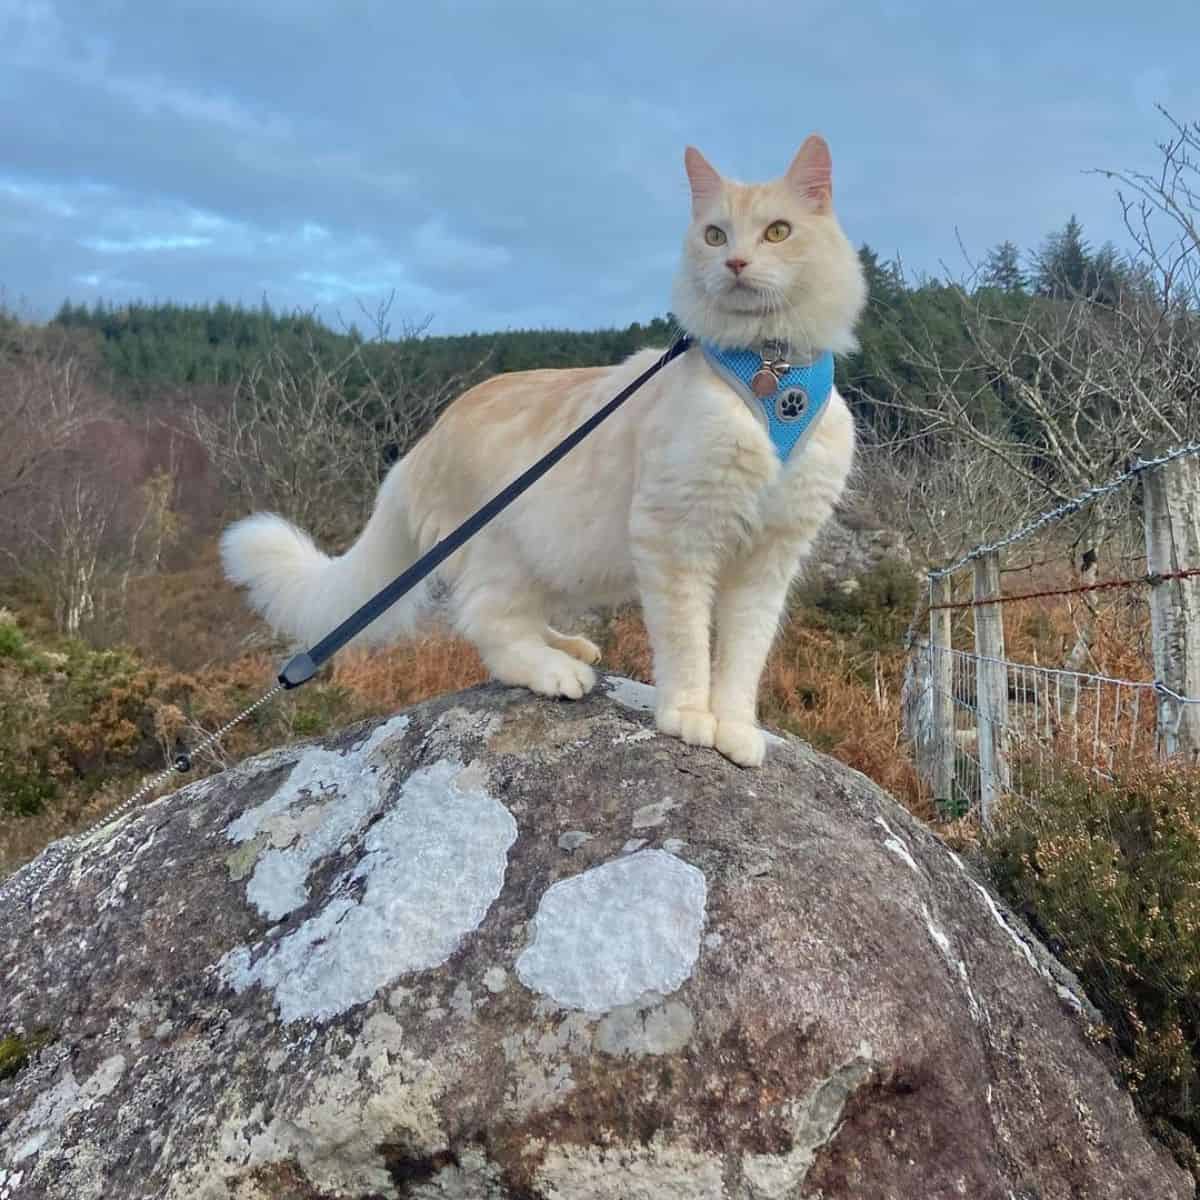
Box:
<box><xmin>725</xmin><ymin>257</ymin><xmax>748</xmax><ymax>276</ymax></box>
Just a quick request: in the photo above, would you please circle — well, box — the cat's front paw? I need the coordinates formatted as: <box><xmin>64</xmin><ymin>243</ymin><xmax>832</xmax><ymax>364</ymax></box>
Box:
<box><xmin>657</xmin><ymin>706</ymin><xmax>717</xmax><ymax>748</ymax></box>
<box><xmin>715</xmin><ymin>719</ymin><xmax>766</xmax><ymax>768</ymax></box>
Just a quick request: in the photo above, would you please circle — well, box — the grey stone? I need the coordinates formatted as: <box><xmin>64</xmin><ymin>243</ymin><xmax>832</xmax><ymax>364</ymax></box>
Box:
<box><xmin>0</xmin><ymin>676</ymin><xmax>1191</xmax><ymax>1199</ymax></box>
<box><xmin>810</xmin><ymin>507</ymin><xmax>915</xmax><ymax>586</ymax></box>
<box><xmin>555</xmin><ymin>831</ymin><xmax>593</xmax><ymax>852</ymax></box>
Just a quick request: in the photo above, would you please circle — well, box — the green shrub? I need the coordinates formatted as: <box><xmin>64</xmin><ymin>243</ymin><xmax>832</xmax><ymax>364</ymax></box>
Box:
<box><xmin>0</xmin><ymin>622</ymin><xmax>26</xmax><ymax>660</ymax></box>
<box><xmin>987</xmin><ymin>763</ymin><xmax>1200</xmax><ymax>1172</ymax></box>
<box><xmin>795</xmin><ymin>557</ymin><xmax>920</xmax><ymax>651</ymax></box>
<box><xmin>0</xmin><ymin>753</ymin><xmax>58</xmax><ymax>816</ymax></box>
<box><xmin>0</xmin><ymin>1028</ymin><xmax>52</xmax><ymax>1081</ymax></box>
<box><xmin>291</xmin><ymin>686</ymin><xmax>357</xmax><ymax>737</ymax></box>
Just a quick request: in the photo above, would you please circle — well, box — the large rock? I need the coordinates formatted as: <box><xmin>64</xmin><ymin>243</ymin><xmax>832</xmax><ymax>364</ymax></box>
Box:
<box><xmin>0</xmin><ymin>677</ymin><xmax>1191</xmax><ymax>1199</ymax></box>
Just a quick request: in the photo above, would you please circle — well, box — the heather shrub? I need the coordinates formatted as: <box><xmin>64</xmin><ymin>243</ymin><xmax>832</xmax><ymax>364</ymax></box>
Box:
<box><xmin>987</xmin><ymin>763</ymin><xmax>1200</xmax><ymax>1176</ymax></box>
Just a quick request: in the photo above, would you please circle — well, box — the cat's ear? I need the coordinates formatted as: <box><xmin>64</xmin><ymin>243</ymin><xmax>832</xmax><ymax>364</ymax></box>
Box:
<box><xmin>684</xmin><ymin>146</ymin><xmax>723</xmax><ymax>217</ymax></box>
<box><xmin>785</xmin><ymin>135</ymin><xmax>833</xmax><ymax>212</ymax></box>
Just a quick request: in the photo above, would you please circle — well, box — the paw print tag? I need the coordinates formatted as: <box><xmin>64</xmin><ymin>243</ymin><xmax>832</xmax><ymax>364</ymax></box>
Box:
<box><xmin>776</xmin><ymin>388</ymin><xmax>808</xmax><ymax>422</ymax></box>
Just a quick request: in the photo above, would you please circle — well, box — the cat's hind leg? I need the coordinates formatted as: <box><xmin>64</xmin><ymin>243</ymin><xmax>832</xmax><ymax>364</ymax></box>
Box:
<box><xmin>545</xmin><ymin>627</ymin><xmax>602</xmax><ymax>665</ymax></box>
<box><xmin>453</xmin><ymin>579</ymin><xmax>596</xmax><ymax>700</ymax></box>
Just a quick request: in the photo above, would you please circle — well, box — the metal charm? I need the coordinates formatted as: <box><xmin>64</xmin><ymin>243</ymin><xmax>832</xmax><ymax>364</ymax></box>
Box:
<box><xmin>752</xmin><ymin>341</ymin><xmax>792</xmax><ymax>398</ymax></box>
<box><xmin>751</xmin><ymin>367</ymin><xmax>779</xmax><ymax>396</ymax></box>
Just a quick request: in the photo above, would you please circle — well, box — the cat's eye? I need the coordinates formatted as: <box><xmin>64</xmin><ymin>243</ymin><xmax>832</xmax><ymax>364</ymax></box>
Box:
<box><xmin>704</xmin><ymin>225</ymin><xmax>727</xmax><ymax>247</ymax></box>
<box><xmin>764</xmin><ymin>221</ymin><xmax>792</xmax><ymax>243</ymax></box>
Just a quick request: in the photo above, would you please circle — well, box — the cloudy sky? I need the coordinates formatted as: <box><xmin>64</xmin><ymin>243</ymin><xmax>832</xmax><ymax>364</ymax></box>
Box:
<box><xmin>1</xmin><ymin>0</ymin><xmax>1196</xmax><ymax>335</ymax></box>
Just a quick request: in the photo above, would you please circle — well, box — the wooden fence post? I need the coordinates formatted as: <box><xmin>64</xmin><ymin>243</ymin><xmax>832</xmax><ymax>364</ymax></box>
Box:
<box><xmin>1143</xmin><ymin>455</ymin><xmax>1200</xmax><ymax>763</ymax></box>
<box><xmin>973</xmin><ymin>551</ymin><xmax>1009</xmax><ymax>829</ymax></box>
<box><xmin>929</xmin><ymin>575</ymin><xmax>956</xmax><ymax>808</ymax></box>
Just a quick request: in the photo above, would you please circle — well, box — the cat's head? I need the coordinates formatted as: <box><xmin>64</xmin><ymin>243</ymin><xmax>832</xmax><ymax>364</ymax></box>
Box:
<box><xmin>671</xmin><ymin>136</ymin><xmax>866</xmax><ymax>355</ymax></box>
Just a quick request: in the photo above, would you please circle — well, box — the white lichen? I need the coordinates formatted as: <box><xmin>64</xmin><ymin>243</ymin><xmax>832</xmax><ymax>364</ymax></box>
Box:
<box><xmin>603</xmin><ymin>676</ymin><xmax>657</xmax><ymax>714</ymax></box>
<box><xmin>219</xmin><ymin>758</ymin><xmax>517</xmax><ymax>1023</ymax></box>
<box><xmin>873</xmin><ymin>815</ymin><xmax>921</xmax><ymax>876</ymax></box>
<box><xmin>742</xmin><ymin>1051</ymin><xmax>874</xmax><ymax>1197</ymax></box>
<box><xmin>516</xmin><ymin>850</ymin><xmax>706</xmax><ymax>1013</ymax></box>
<box><xmin>632</xmin><ymin>799</ymin><xmax>677</xmax><ymax>830</ymax></box>
<box><xmin>948</xmin><ymin>850</ymin><xmax>1086</xmax><ymax>1015</ymax></box>
<box><xmin>225</xmin><ymin>715</ymin><xmax>410</xmax><ymax>921</ymax></box>
<box><xmin>7</xmin><ymin>1055</ymin><xmax>125</xmax><ymax>1169</ymax></box>
<box><xmin>594</xmin><ymin>999</ymin><xmax>695</xmax><ymax>1057</ymax></box>
<box><xmin>535</xmin><ymin>1139</ymin><xmax>726</xmax><ymax>1199</ymax></box>
<box><xmin>922</xmin><ymin>903</ymin><xmax>982</xmax><ymax>1024</ymax></box>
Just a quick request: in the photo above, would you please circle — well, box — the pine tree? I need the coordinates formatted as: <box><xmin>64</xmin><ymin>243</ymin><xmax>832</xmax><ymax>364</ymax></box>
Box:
<box><xmin>981</xmin><ymin>241</ymin><xmax>1026</xmax><ymax>293</ymax></box>
<box><xmin>1087</xmin><ymin>242</ymin><xmax>1127</xmax><ymax>307</ymax></box>
<box><xmin>1034</xmin><ymin>216</ymin><xmax>1091</xmax><ymax>298</ymax></box>
<box><xmin>857</xmin><ymin>244</ymin><xmax>904</xmax><ymax>308</ymax></box>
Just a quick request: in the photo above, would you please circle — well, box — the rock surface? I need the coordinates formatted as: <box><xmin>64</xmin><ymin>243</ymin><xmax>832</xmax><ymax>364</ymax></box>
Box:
<box><xmin>0</xmin><ymin>676</ymin><xmax>1192</xmax><ymax>1199</ymax></box>
<box><xmin>811</xmin><ymin>505</ymin><xmax>912</xmax><ymax>586</ymax></box>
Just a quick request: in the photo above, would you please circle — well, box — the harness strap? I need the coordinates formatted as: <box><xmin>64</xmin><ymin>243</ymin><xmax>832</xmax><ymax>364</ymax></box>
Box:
<box><xmin>700</xmin><ymin>342</ymin><xmax>834</xmax><ymax>463</ymax></box>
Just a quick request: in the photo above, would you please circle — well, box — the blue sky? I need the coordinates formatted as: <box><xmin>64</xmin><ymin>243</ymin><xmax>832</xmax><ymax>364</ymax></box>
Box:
<box><xmin>1</xmin><ymin>0</ymin><xmax>1196</xmax><ymax>335</ymax></box>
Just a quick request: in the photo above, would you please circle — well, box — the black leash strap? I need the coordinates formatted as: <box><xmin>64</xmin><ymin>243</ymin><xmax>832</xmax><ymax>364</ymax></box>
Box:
<box><xmin>277</xmin><ymin>333</ymin><xmax>694</xmax><ymax>689</ymax></box>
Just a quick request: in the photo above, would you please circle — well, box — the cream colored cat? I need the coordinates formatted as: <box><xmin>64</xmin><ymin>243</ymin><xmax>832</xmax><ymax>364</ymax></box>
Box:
<box><xmin>221</xmin><ymin>135</ymin><xmax>865</xmax><ymax>767</ymax></box>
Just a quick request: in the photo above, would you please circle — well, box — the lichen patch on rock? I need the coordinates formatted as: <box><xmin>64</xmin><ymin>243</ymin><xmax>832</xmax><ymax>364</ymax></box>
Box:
<box><xmin>515</xmin><ymin>849</ymin><xmax>706</xmax><ymax>1013</ymax></box>
<box><xmin>224</xmin><ymin>714</ymin><xmax>410</xmax><ymax>921</ymax></box>
<box><xmin>219</xmin><ymin>756</ymin><xmax>517</xmax><ymax>1024</ymax></box>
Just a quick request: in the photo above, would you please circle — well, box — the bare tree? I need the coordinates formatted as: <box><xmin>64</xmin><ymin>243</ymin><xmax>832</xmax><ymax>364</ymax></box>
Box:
<box><xmin>878</xmin><ymin>109</ymin><xmax>1198</xmax><ymax>513</ymax></box>
<box><xmin>876</xmin><ymin>109</ymin><xmax>1200</xmax><ymax>679</ymax></box>
<box><xmin>1095</xmin><ymin>107</ymin><xmax>1200</xmax><ymax>313</ymax></box>
<box><xmin>21</xmin><ymin>476</ymin><xmax>112</xmax><ymax>636</ymax></box>
<box><xmin>858</xmin><ymin>431</ymin><xmax>1045</xmax><ymax>570</ymax></box>
<box><xmin>0</xmin><ymin>315</ymin><xmax>195</xmax><ymax>638</ymax></box>
<box><xmin>191</xmin><ymin>297</ymin><xmax>490</xmax><ymax>544</ymax></box>
<box><xmin>0</xmin><ymin>319</ymin><xmax>106</xmax><ymax>514</ymax></box>
<box><xmin>881</xmin><ymin>283</ymin><xmax>1198</xmax><ymax>516</ymax></box>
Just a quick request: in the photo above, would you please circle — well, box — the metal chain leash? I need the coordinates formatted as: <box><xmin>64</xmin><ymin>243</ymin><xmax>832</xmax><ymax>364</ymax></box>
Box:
<box><xmin>0</xmin><ymin>684</ymin><xmax>284</xmax><ymax>915</ymax></box>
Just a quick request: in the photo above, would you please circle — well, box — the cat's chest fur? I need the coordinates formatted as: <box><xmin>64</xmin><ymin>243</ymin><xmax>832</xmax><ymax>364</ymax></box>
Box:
<box><xmin>633</xmin><ymin>350</ymin><xmax>842</xmax><ymax>547</ymax></box>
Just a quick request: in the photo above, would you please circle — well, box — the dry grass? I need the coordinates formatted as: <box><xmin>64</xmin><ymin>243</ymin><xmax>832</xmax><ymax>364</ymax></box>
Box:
<box><xmin>98</xmin><ymin>542</ymin><xmax>928</xmax><ymax>829</ymax></box>
<box><xmin>332</xmin><ymin>637</ymin><xmax>488</xmax><ymax>709</ymax></box>
<box><xmin>944</xmin><ymin>576</ymin><xmax>1165</xmax><ymax>797</ymax></box>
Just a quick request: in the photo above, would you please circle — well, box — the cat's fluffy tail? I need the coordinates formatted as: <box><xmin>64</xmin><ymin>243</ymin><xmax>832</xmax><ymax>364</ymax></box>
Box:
<box><xmin>220</xmin><ymin>466</ymin><xmax>423</xmax><ymax>650</ymax></box>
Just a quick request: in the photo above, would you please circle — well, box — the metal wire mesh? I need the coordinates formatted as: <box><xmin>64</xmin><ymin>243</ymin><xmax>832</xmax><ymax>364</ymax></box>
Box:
<box><xmin>925</xmin><ymin>643</ymin><xmax>1166</xmax><ymax>818</ymax></box>
<box><xmin>909</xmin><ymin>443</ymin><xmax>1200</xmax><ymax>821</ymax></box>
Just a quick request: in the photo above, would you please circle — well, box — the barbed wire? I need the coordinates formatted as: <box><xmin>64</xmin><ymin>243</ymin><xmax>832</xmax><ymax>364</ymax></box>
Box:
<box><xmin>929</xmin><ymin>441</ymin><xmax>1200</xmax><ymax>581</ymax></box>
<box><xmin>920</xmin><ymin>564</ymin><xmax>1200</xmax><ymax>617</ymax></box>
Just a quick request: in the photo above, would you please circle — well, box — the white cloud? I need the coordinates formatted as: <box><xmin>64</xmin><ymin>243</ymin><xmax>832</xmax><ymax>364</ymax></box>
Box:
<box><xmin>71</xmin><ymin>270</ymin><xmax>143</xmax><ymax>292</ymax></box>
<box><xmin>2</xmin><ymin>0</ymin><xmax>1197</xmax><ymax>333</ymax></box>
<box><xmin>0</xmin><ymin>176</ymin><xmax>77</xmax><ymax>217</ymax></box>
<box><xmin>410</xmin><ymin>217</ymin><xmax>512</xmax><ymax>273</ymax></box>
<box><xmin>82</xmin><ymin>233</ymin><xmax>213</xmax><ymax>253</ymax></box>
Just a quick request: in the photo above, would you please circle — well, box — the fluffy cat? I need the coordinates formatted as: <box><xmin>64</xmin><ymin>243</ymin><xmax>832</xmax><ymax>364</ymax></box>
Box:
<box><xmin>221</xmin><ymin>135</ymin><xmax>866</xmax><ymax>767</ymax></box>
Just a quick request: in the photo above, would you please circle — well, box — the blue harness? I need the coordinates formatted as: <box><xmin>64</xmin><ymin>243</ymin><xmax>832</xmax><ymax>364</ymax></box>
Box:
<box><xmin>700</xmin><ymin>342</ymin><xmax>834</xmax><ymax>463</ymax></box>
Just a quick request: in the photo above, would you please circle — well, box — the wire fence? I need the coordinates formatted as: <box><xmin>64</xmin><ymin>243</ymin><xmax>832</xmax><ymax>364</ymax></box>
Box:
<box><xmin>923</xmin><ymin>645</ymin><xmax>1175</xmax><ymax>814</ymax></box>
<box><xmin>905</xmin><ymin>443</ymin><xmax>1200</xmax><ymax>826</ymax></box>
